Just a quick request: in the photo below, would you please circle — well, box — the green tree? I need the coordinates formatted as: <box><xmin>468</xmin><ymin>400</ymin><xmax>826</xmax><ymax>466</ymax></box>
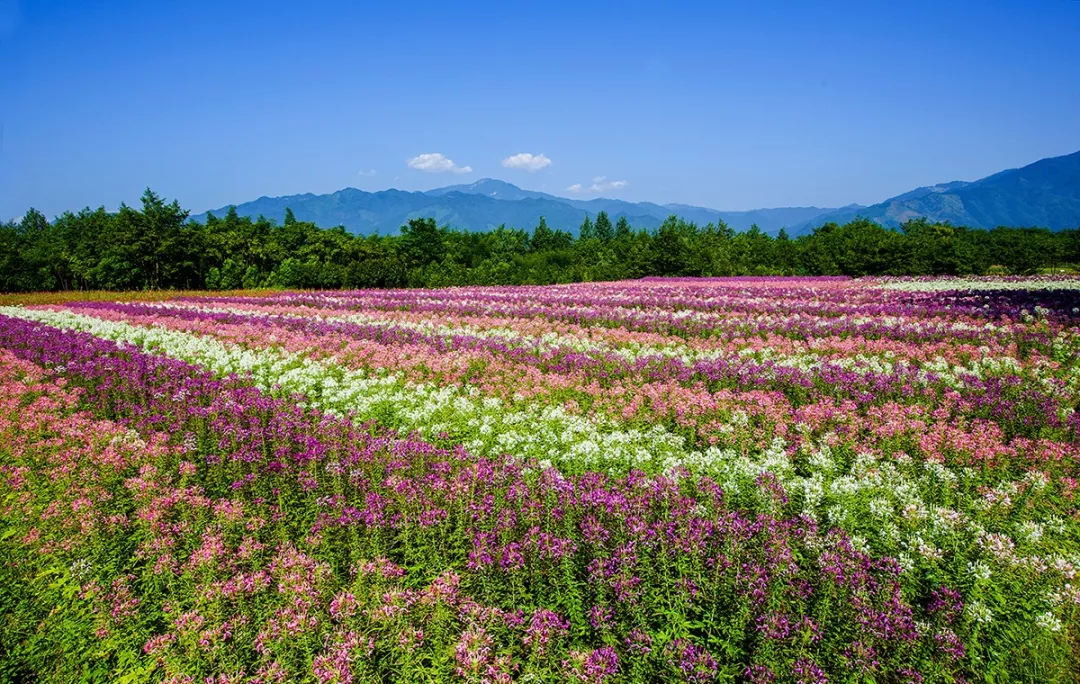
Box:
<box><xmin>594</xmin><ymin>211</ymin><xmax>614</xmax><ymax>242</ymax></box>
<box><xmin>399</xmin><ymin>217</ymin><xmax>445</xmax><ymax>268</ymax></box>
<box><xmin>138</xmin><ymin>188</ymin><xmax>193</xmax><ymax>288</ymax></box>
<box><xmin>530</xmin><ymin>216</ymin><xmax>556</xmax><ymax>252</ymax></box>
<box><xmin>774</xmin><ymin>228</ymin><xmax>796</xmax><ymax>274</ymax></box>
<box><xmin>578</xmin><ymin>215</ymin><xmax>595</xmax><ymax>241</ymax></box>
<box><xmin>652</xmin><ymin>215</ymin><xmax>689</xmax><ymax>276</ymax></box>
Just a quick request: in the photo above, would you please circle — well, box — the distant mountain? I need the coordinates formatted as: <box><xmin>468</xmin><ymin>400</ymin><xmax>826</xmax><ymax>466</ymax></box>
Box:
<box><xmin>193</xmin><ymin>150</ymin><xmax>1080</xmax><ymax>237</ymax></box>
<box><xmin>193</xmin><ymin>188</ymin><xmax>590</xmax><ymax>236</ymax></box>
<box><xmin>790</xmin><ymin>151</ymin><xmax>1080</xmax><ymax>234</ymax></box>
<box><xmin>193</xmin><ymin>182</ymin><xmax>838</xmax><ymax>236</ymax></box>
<box><xmin>674</xmin><ymin>205</ymin><xmax>854</xmax><ymax>233</ymax></box>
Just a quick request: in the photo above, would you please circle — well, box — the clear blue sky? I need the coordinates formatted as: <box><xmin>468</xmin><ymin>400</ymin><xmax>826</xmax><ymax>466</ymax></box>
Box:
<box><xmin>2</xmin><ymin>0</ymin><xmax>1078</xmax><ymax>219</ymax></box>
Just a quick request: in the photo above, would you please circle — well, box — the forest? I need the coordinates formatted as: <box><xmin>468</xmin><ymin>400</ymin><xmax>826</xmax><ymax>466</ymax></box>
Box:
<box><xmin>2</xmin><ymin>189</ymin><xmax>1079</xmax><ymax>292</ymax></box>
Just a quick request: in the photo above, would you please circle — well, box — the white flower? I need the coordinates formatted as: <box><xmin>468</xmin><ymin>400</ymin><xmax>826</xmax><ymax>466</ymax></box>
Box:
<box><xmin>1035</xmin><ymin>611</ymin><xmax>1063</xmax><ymax>633</ymax></box>
<box><xmin>869</xmin><ymin>497</ymin><xmax>894</xmax><ymax>519</ymax></box>
<box><xmin>1024</xmin><ymin>470</ymin><xmax>1050</xmax><ymax>491</ymax></box>
<box><xmin>966</xmin><ymin>600</ymin><xmax>992</xmax><ymax>625</ymax></box>
<box><xmin>1017</xmin><ymin>521</ymin><xmax>1045</xmax><ymax>545</ymax></box>
<box><xmin>69</xmin><ymin>559</ymin><xmax>92</xmax><ymax>579</ymax></box>
<box><xmin>967</xmin><ymin>561</ymin><xmax>992</xmax><ymax>582</ymax></box>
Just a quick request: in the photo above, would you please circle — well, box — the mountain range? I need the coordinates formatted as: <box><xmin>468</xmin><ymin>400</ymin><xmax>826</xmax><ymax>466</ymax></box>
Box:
<box><xmin>193</xmin><ymin>150</ymin><xmax>1080</xmax><ymax>236</ymax></box>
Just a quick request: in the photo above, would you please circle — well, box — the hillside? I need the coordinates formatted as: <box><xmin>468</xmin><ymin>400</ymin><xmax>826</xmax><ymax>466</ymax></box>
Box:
<box><xmin>791</xmin><ymin>150</ymin><xmax>1080</xmax><ymax>233</ymax></box>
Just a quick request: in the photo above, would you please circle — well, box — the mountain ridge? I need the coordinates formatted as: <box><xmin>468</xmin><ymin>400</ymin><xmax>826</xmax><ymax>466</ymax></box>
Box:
<box><xmin>192</xmin><ymin>150</ymin><xmax>1080</xmax><ymax>236</ymax></box>
<box><xmin>192</xmin><ymin>183</ymin><xmax>838</xmax><ymax>236</ymax></box>
<box><xmin>789</xmin><ymin>150</ymin><xmax>1080</xmax><ymax>233</ymax></box>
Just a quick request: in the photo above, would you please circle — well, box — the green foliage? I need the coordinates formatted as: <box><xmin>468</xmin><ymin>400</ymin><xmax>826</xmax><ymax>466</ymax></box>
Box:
<box><xmin>652</xmin><ymin>215</ymin><xmax>690</xmax><ymax>276</ymax></box>
<box><xmin>399</xmin><ymin>217</ymin><xmax>445</xmax><ymax>268</ymax></box>
<box><xmin>3</xmin><ymin>190</ymin><xmax>1080</xmax><ymax>293</ymax></box>
<box><xmin>594</xmin><ymin>211</ymin><xmax>614</xmax><ymax>242</ymax></box>
<box><xmin>579</xmin><ymin>215</ymin><xmax>595</xmax><ymax>241</ymax></box>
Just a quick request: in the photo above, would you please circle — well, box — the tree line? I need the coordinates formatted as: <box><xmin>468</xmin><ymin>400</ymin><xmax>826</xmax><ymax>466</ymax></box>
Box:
<box><xmin>2</xmin><ymin>189</ymin><xmax>1079</xmax><ymax>292</ymax></box>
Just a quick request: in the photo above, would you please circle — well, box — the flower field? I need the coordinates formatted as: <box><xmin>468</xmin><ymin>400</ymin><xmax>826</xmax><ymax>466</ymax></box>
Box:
<box><xmin>2</xmin><ymin>277</ymin><xmax>1080</xmax><ymax>683</ymax></box>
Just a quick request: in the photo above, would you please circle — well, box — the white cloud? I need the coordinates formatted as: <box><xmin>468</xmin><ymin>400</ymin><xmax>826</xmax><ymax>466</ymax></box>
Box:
<box><xmin>406</xmin><ymin>152</ymin><xmax>472</xmax><ymax>174</ymax></box>
<box><xmin>357</xmin><ymin>169</ymin><xmax>377</xmax><ymax>177</ymax></box>
<box><xmin>502</xmin><ymin>152</ymin><xmax>552</xmax><ymax>172</ymax></box>
<box><xmin>567</xmin><ymin>178</ymin><xmax>628</xmax><ymax>194</ymax></box>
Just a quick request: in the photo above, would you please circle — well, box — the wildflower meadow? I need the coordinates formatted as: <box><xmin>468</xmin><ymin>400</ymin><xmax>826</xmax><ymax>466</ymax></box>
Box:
<box><xmin>2</xmin><ymin>276</ymin><xmax>1080</xmax><ymax>683</ymax></box>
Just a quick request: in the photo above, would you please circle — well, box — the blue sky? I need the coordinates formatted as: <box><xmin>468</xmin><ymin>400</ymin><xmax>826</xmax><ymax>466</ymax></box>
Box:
<box><xmin>1</xmin><ymin>0</ymin><xmax>1078</xmax><ymax>219</ymax></box>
